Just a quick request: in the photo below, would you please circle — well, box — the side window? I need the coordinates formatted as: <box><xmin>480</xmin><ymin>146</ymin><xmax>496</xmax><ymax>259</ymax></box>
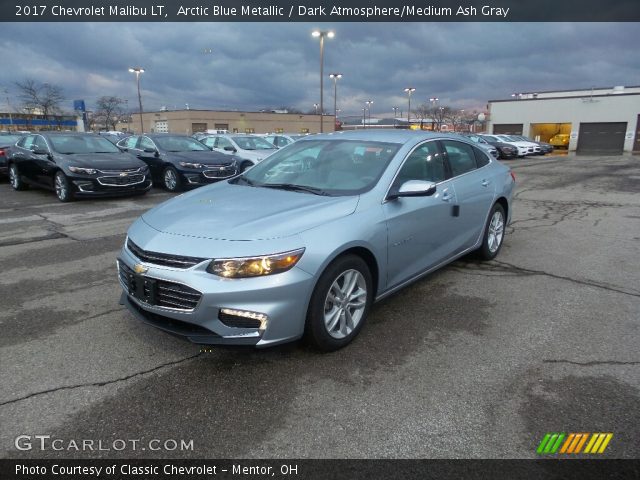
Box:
<box><xmin>472</xmin><ymin>146</ymin><xmax>491</xmax><ymax>168</ymax></box>
<box><xmin>202</xmin><ymin>137</ymin><xmax>215</xmax><ymax>148</ymax></box>
<box><xmin>217</xmin><ymin>137</ymin><xmax>233</xmax><ymax>150</ymax></box>
<box><xmin>139</xmin><ymin>137</ymin><xmax>156</xmax><ymax>151</ymax></box>
<box><xmin>395</xmin><ymin>141</ymin><xmax>445</xmax><ymax>186</ymax></box>
<box><xmin>124</xmin><ymin>136</ymin><xmax>139</xmax><ymax>149</ymax></box>
<box><xmin>442</xmin><ymin>140</ymin><xmax>477</xmax><ymax>177</ymax></box>
<box><xmin>33</xmin><ymin>136</ymin><xmax>49</xmax><ymax>152</ymax></box>
<box><xmin>22</xmin><ymin>135</ymin><xmax>36</xmax><ymax>150</ymax></box>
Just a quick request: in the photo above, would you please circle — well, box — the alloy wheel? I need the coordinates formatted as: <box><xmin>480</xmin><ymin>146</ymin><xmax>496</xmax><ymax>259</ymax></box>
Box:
<box><xmin>487</xmin><ymin>210</ymin><xmax>504</xmax><ymax>253</ymax></box>
<box><xmin>55</xmin><ymin>173</ymin><xmax>68</xmax><ymax>201</ymax></box>
<box><xmin>9</xmin><ymin>165</ymin><xmax>19</xmax><ymax>189</ymax></box>
<box><xmin>323</xmin><ymin>269</ymin><xmax>368</xmax><ymax>339</ymax></box>
<box><xmin>164</xmin><ymin>169</ymin><xmax>177</xmax><ymax>190</ymax></box>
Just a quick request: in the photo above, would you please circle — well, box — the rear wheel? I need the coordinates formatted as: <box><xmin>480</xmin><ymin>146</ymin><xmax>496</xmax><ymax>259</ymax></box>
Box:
<box><xmin>305</xmin><ymin>255</ymin><xmax>373</xmax><ymax>351</ymax></box>
<box><xmin>8</xmin><ymin>163</ymin><xmax>27</xmax><ymax>190</ymax></box>
<box><xmin>478</xmin><ymin>203</ymin><xmax>505</xmax><ymax>260</ymax></box>
<box><xmin>162</xmin><ymin>166</ymin><xmax>182</xmax><ymax>192</ymax></box>
<box><xmin>54</xmin><ymin>171</ymin><xmax>74</xmax><ymax>202</ymax></box>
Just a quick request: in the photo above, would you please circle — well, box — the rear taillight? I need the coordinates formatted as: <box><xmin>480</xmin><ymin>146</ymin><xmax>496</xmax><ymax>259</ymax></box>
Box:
<box><xmin>0</xmin><ymin>148</ymin><xmax>5</xmax><ymax>157</ymax></box>
<box><xmin>510</xmin><ymin>171</ymin><xmax>516</xmax><ymax>182</ymax></box>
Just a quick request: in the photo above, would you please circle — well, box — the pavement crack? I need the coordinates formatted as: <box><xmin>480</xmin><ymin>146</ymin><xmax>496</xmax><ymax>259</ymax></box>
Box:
<box><xmin>544</xmin><ymin>359</ymin><xmax>640</xmax><ymax>366</ymax></box>
<box><xmin>0</xmin><ymin>352</ymin><xmax>203</xmax><ymax>408</ymax></box>
<box><xmin>454</xmin><ymin>259</ymin><xmax>640</xmax><ymax>298</ymax></box>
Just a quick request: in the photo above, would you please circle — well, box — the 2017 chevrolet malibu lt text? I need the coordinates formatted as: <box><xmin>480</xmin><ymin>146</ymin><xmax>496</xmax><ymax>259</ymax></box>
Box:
<box><xmin>118</xmin><ymin>131</ymin><xmax>515</xmax><ymax>351</ymax></box>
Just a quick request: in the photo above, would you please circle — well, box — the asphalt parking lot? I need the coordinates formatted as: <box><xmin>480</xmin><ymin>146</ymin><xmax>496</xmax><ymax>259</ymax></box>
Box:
<box><xmin>0</xmin><ymin>153</ymin><xmax>639</xmax><ymax>459</ymax></box>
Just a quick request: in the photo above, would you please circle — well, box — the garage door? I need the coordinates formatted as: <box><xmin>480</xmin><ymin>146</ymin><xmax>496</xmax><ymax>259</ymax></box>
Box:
<box><xmin>576</xmin><ymin>122</ymin><xmax>626</xmax><ymax>154</ymax></box>
<box><xmin>493</xmin><ymin>124</ymin><xmax>523</xmax><ymax>135</ymax></box>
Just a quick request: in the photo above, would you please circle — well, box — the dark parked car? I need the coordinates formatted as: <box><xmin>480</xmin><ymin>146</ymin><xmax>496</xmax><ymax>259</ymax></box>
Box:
<box><xmin>463</xmin><ymin>134</ymin><xmax>518</xmax><ymax>160</ymax></box>
<box><xmin>0</xmin><ymin>133</ymin><xmax>26</xmax><ymax>176</ymax></box>
<box><xmin>8</xmin><ymin>132</ymin><xmax>152</xmax><ymax>202</ymax></box>
<box><xmin>117</xmin><ymin>134</ymin><xmax>239</xmax><ymax>191</ymax></box>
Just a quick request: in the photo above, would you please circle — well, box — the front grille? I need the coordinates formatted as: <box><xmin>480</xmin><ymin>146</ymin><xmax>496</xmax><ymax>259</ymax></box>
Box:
<box><xmin>98</xmin><ymin>174</ymin><xmax>144</xmax><ymax>186</ymax></box>
<box><xmin>119</xmin><ymin>261</ymin><xmax>203</xmax><ymax>311</ymax></box>
<box><xmin>203</xmin><ymin>166</ymin><xmax>237</xmax><ymax>179</ymax></box>
<box><xmin>129</xmin><ymin>301</ymin><xmax>218</xmax><ymax>337</ymax></box>
<box><xmin>127</xmin><ymin>239</ymin><xmax>207</xmax><ymax>269</ymax></box>
<box><xmin>98</xmin><ymin>167</ymin><xmax>141</xmax><ymax>174</ymax></box>
<box><xmin>218</xmin><ymin>311</ymin><xmax>262</xmax><ymax>329</ymax></box>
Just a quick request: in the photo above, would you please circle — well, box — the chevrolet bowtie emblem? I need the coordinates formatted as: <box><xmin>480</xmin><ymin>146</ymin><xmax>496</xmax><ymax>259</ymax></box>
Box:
<box><xmin>133</xmin><ymin>264</ymin><xmax>148</xmax><ymax>274</ymax></box>
<box><xmin>120</xmin><ymin>172</ymin><xmax>128</xmax><ymax>177</ymax></box>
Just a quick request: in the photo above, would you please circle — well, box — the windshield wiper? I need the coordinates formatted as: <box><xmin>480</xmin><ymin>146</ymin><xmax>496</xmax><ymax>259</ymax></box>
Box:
<box><xmin>232</xmin><ymin>176</ymin><xmax>255</xmax><ymax>186</ymax></box>
<box><xmin>261</xmin><ymin>183</ymin><xmax>329</xmax><ymax>196</ymax></box>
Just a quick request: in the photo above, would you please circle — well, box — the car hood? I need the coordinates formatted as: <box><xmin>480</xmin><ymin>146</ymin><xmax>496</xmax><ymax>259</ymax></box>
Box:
<box><xmin>164</xmin><ymin>151</ymin><xmax>235</xmax><ymax>165</ymax></box>
<box><xmin>57</xmin><ymin>152</ymin><xmax>144</xmax><ymax>169</ymax></box>
<box><xmin>141</xmin><ymin>181</ymin><xmax>359</xmax><ymax>241</ymax></box>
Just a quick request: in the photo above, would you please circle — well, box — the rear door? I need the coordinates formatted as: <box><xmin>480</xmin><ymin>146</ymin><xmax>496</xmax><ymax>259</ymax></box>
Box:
<box><xmin>12</xmin><ymin>135</ymin><xmax>38</xmax><ymax>182</ymax></box>
<box><xmin>441</xmin><ymin>140</ymin><xmax>496</xmax><ymax>249</ymax></box>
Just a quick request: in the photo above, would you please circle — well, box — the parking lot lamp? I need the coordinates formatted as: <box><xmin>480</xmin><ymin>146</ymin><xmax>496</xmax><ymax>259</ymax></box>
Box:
<box><xmin>312</xmin><ymin>30</ymin><xmax>334</xmax><ymax>133</ymax></box>
<box><xmin>314</xmin><ymin>103</ymin><xmax>319</xmax><ymax>115</ymax></box>
<box><xmin>329</xmin><ymin>73</ymin><xmax>342</xmax><ymax>121</ymax></box>
<box><xmin>366</xmin><ymin>100</ymin><xmax>373</xmax><ymax>128</ymax></box>
<box><xmin>128</xmin><ymin>67</ymin><xmax>145</xmax><ymax>133</ymax></box>
<box><xmin>404</xmin><ymin>87</ymin><xmax>415</xmax><ymax>123</ymax></box>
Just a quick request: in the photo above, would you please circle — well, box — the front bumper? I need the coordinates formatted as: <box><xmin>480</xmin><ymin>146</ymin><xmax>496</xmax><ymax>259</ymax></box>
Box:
<box><xmin>70</xmin><ymin>173</ymin><xmax>152</xmax><ymax>196</ymax></box>
<box><xmin>117</xmin><ymin>242</ymin><xmax>315</xmax><ymax>347</ymax></box>
<box><xmin>179</xmin><ymin>165</ymin><xmax>238</xmax><ymax>187</ymax></box>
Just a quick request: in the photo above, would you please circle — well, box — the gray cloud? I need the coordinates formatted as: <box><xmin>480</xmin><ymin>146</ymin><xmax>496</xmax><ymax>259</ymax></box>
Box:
<box><xmin>1</xmin><ymin>22</ymin><xmax>638</xmax><ymax>118</ymax></box>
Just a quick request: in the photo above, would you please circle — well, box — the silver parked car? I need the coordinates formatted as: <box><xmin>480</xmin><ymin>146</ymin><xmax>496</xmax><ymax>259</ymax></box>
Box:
<box><xmin>118</xmin><ymin>131</ymin><xmax>515</xmax><ymax>351</ymax></box>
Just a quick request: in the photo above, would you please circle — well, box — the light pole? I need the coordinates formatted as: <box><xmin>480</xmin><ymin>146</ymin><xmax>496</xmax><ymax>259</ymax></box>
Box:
<box><xmin>329</xmin><ymin>73</ymin><xmax>342</xmax><ymax>123</ymax></box>
<box><xmin>362</xmin><ymin>108</ymin><xmax>366</xmax><ymax>130</ymax></box>
<box><xmin>312</xmin><ymin>30</ymin><xmax>334</xmax><ymax>133</ymax></box>
<box><xmin>404</xmin><ymin>87</ymin><xmax>415</xmax><ymax>123</ymax></box>
<box><xmin>392</xmin><ymin>106</ymin><xmax>399</xmax><ymax>127</ymax></box>
<box><xmin>366</xmin><ymin>100</ymin><xmax>373</xmax><ymax>128</ymax></box>
<box><xmin>128</xmin><ymin>67</ymin><xmax>145</xmax><ymax>133</ymax></box>
<box><xmin>438</xmin><ymin>106</ymin><xmax>445</xmax><ymax>131</ymax></box>
<box><xmin>3</xmin><ymin>88</ymin><xmax>13</xmax><ymax>131</ymax></box>
<box><xmin>313</xmin><ymin>103</ymin><xmax>319</xmax><ymax>115</ymax></box>
<box><xmin>429</xmin><ymin>97</ymin><xmax>439</xmax><ymax>130</ymax></box>
<box><xmin>124</xmin><ymin>99</ymin><xmax>129</xmax><ymax>132</ymax></box>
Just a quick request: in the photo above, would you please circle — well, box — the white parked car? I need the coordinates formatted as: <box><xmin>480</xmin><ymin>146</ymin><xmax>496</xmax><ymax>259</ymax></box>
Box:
<box><xmin>481</xmin><ymin>135</ymin><xmax>529</xmax><ymax>158</ymax></box>
<box><xmin>495</xmin><ymin>135</ymin><xmax>541</xmax><ymax>156</ymax></box>
<box><xmin>255</xmin><ymin>133</ymin><xmax>306</xmax><ymax>148</ymax></box>
<box><xmin>200</xmin><ymin>134</ymin><xmax>278</xmax><ymax>172</ymax></box>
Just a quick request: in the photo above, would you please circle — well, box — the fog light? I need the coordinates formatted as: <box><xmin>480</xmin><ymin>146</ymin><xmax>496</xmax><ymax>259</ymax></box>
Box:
<box><xmin>219</xmin><ymin>308</ymin><xmax>268</xmax><ymax>330</ymax></box>
<box><xmin>73</xmin><ymin>181</ymin><xmax>94</xmax><ymax>192</ymax></box>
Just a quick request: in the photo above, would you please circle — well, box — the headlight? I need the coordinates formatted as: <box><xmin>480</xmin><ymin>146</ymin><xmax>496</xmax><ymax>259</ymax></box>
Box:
<box><xmin>207</xmin><ymin>248</ymin><xmax>305</xmax><ymax>278</ymax></box>
<box><xmin>179</xmin><ymin>162</ymin><xmax>204</xmax><ymax>169</ymax></box>
<box><xmin>68</xmin><ymin>166</ymin><xmax>97</xmax><ymax>175</ymax></box>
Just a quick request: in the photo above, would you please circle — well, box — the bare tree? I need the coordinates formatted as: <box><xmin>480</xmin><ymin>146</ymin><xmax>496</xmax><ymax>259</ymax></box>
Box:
<box><xmin>445</xmin><ymin>109</ymin><xmax>466</xmax><ymax>132</ymax></box>
<box><xmin>428</xmin><ymin>105</ymin><xmax>451</xmax><ymax>131</ymax></box>
<box><xmin>413</xmin><ymin>103</ymin><xmax>430</xmax><ymax>129</ymax></box>
<box><xmin>93</xmin><ymin>96</ymin><xmax>126</xmax><ymax>131</ymax></box>
<box><xmin>15</xmin><ymin>79</ymin><xmax>65</xmax><ymax>119</ymax></box>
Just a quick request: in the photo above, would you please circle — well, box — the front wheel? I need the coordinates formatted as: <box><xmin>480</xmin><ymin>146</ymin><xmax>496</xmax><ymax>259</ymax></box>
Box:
<box><xmin>305</xmin><ymin>255</ymin><xmax>373</xmax><ymax>351</ymax></box>
<box><xmin>54</xmin><ymin>171</ymin><xmax>74</xmax><ymax>202</ymax></box>
<box><xmin>478</xmin><ymin>203</ymin><xmax>506</xmax><ymax>260</ymax></box>
<box><xmin>162</xmin><ymin>166</ymin><xmax>182</xmax><ymax>192</ymax></box>
<box><xmin>8</xmin><ymin>163</ymin><xmax>27</xmax><ymax>191</ymax></box>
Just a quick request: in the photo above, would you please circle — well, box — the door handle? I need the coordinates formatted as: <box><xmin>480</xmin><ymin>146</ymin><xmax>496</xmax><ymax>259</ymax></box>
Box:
<box><xmin>481</xmin><ymin>179</ymin><xmax>490</xmax><ymax>187</ymax></box>
<box><xmin>441</xmin><ymin>190</ymin><xmax>453</xmax><ymax>202</ymax></box>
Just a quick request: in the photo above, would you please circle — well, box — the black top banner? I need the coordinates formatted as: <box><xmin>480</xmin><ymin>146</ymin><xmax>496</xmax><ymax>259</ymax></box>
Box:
<box><xmin>3</xmin><ymin>0</ymin><xmax>640</xmax><ymax>22</ymax></box>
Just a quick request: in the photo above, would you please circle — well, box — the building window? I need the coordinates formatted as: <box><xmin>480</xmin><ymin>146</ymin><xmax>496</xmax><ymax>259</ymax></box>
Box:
<box><xmin>214</xmin><ymin>123</ymin><xmax>229</xmax><ymax>130</ymax></box>
<box><xmin>275</xmin><ymin>128</ymin><xmax>284</xmax><ymax>133</ymax></box>
<box><xmin>232</xmin><ymin>128</ymin><xmax>239</xmax><ymax>133</ymax></box>
<box><xmin>245</xmin><ymin>128</ymin><xmax>255</xmax><ymax>134</ymax></box>
<box><xmin>301</xmin><ymin>128</ymin><xmax>310</xmax><ymax>134</ymax></box>
<box><xmin>192</xmin><ymin>123</ymin><xmax>207</xmax><ymax>133</ymax></box>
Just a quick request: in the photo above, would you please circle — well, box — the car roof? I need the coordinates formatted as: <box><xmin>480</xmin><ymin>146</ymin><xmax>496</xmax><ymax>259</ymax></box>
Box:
<box><xmin>299</xmin><ymin>129</ymin><xmax>471</xmax><ymax>144</ymax></box>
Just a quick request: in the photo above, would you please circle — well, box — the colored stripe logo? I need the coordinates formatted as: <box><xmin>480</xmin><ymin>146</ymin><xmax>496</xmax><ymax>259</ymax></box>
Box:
<box><xmin>537</xmin><ymin>433</ymin><xmax>613</xmax><ymax>454</ymax></box>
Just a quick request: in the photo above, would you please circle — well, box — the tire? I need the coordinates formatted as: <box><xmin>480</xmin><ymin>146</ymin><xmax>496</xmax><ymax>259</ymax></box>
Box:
<box><xmin>54</xmin><ymin>170</ymin><xmax>74</xmax><ymax>202</ymax></box>
<box><xmin>8</xmin><ymin>163</ymin><xmax>27</xmax><ymax>191</ymax></box>
<box><xmin>240</xmin><ymin>161</ymin><xmax>254</xmax><ymax>173</ymax></box>
<box><xmin>478</xmin><ymin>203</ymin><xmax>506</xmax><ymax>260</ymax></box>
<box><xmin>305</xmin><ymin>254</ymin><xmax>373</xmax><ymax>351</ymax></box>
<box><xmin>162</xmin><ymin>166</ymin><xmax>182</xmax><ymax>192</ymax></box>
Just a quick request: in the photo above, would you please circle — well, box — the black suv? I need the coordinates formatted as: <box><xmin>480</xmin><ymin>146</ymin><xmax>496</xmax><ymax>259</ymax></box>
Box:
<box><xmin>8</xmin><ymin>132</ymin><xmax>152</xmax><ymax>202</ymax></box>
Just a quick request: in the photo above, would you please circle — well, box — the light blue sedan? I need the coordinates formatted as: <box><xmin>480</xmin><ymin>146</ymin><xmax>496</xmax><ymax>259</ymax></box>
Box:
<box><xmin>118</xmin><ymin>130</ymin><xmax>515</xmax><ymax>351</ymax></box>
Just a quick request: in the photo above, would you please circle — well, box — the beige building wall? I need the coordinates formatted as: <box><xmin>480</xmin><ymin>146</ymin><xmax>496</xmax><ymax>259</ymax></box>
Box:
<box><xmin>118</xmin><ymin>110</ymin><xmax>335</xmax><ymax>135</ymax></box>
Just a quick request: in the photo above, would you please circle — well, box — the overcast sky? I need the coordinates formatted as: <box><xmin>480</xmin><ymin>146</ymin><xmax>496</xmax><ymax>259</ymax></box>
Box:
<box><xmin>1</xmin><ymin>22</ymin><xmax>639</xmax><ymax>118</ymax></box>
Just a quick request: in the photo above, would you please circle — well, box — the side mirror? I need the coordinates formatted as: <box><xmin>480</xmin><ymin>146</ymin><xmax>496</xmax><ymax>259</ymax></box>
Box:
<box><xmin>143</xmin><ymin>148</ymin><xmax>157</xmax><ymax>153</ymax></box>
<box><xmin>388</xmin><ymin>180</ymin><xmax>437</xmax><ymax>200</ymax></box>
<box><xmin>224</xmin><ymin>146</ymin><xmax>237</xmax><ymax>152</ymax></box>
<box><xmin>32</xmin><ymin>148</ymin><xmax>49</xmax><ymax>155</ymax></box>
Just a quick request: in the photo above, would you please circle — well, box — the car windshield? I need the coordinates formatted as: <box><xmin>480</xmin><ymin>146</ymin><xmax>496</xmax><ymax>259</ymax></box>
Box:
<box><xmin>231</xmin><ymin>136</ymin><xmax>278</xmax><ymax>150</ymax></box>
<box><xmin>482</xmin><ymin>135</ymin><xmax>499</xmax><ymax>142</ymax></box>
<box><xmin>235</xmin><ymin>139</ymin><xmax>400</xmax><ymax>196</ymax></box>
<box><xmin>49</xmin><ymin>135</ymin><xmax>121</xmax><ymax>154</ymax></box>
<box><xmin>154</xmin><ymin>136</ymin><xmax>209</xmax><ymax>152</ymax></box>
